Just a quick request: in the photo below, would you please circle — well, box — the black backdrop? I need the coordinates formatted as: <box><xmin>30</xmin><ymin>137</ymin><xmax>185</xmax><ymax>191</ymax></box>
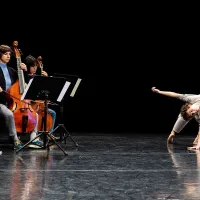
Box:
<box><xmin>1</xmin><ymin>11</ymin><xmax>199</xmax><ymax>135</ymax></box>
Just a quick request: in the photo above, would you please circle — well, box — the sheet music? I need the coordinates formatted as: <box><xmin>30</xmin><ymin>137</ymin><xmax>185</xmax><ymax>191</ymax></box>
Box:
<box><xmin>57</xmin><ymin>81</ymin><xmax>71</xmax><ymax>102</ymax></box>
<box><xmin>21</xmin><ymin>78</ymin><xmax>34</xmax><ymax>100</ymax></box>
<box><xmin>70</xmin><ymin>78</ymin><xmax>82</xmax><ymax>97</ymax></box>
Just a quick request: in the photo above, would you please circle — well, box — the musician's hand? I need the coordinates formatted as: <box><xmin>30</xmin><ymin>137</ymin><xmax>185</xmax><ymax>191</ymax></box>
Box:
<box><xmin>0</xmin><ymin>87</ymin><xmax>3</xmax><ymax>93</ymax></box>
<box><xmin>20</xmin><ymin>63</ymin><xmax>27</xmax><ymax>71</ymax></box>
<box><xmin>38</xmin><ymin>61</ymin><xmax>43</xmax><ymax>67</ymax></box>
<box><xmin>41</xmin><ymin>70</ymin><xmax>48</xmax><ymax>76</ymax></box>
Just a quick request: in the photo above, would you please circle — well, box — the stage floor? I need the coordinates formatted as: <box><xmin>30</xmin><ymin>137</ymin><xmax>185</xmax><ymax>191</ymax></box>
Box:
<box><xmin>0</xmin><ymin>132</ymin><xmax>199</xmax><ymax>199</ymax></box>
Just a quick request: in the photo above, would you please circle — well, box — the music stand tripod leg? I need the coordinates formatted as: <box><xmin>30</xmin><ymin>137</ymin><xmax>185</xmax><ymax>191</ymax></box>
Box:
<box><xmin>16</xmin><ymin>129</ymin><xmax>68</xmax><ymax>156</ymax></box>
<box><xmin>47</xmin><ymin>132</ymin><xmax>68</xmax><ymax>155</ymax></box>
<box><xmin>62</xmin><ymin>125</ymin><xmax>79</xmax><ymax>147</ymax></box>
<box><xmin>49</xmin><ymin>125</ymin><xmax>63</xmax><ymax>142</ymax></box>
<box><xmin>16</xmin><ymin>105</ymin><xmax>68</xmax><ymax>156</ymax></box>
<box><xmin>15</xmin><ymin>121</ymin><xmax>68</xmax><ymax>155</ymax></box>
<box><xmin>50</xmin><ymin>124</ymin><xmax>79</xmax><ymax>147</ymax></box>
<box><xmin>15</xmin><ymin>132</ymin><xmax>43</xmax><ymax>153</ymax></box>
<box><xmin>39</xmin><ymin>90</ymin><xmax>68</xmax><ymax>156</ymax></box>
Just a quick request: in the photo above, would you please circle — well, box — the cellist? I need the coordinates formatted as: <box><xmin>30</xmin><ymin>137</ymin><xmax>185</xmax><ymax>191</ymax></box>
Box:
<box><xmin>25</xmin><ymin>55</ymin><xmax>57</xmax><ymax>134</ymax></box>
<box><xmin>0</xmin><ymin>44</ymin><xmax>43</xmax><ymax>149</ymax></box>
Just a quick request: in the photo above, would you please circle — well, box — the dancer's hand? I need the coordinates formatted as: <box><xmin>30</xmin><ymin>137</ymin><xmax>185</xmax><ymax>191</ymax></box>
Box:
<box><xmin>167</xmin><ymin>132</ymin><xmax>175</xmax><ymax>144</ymax></box>
<box><xmin>187</xmin><ymin>145</ymin><xmax>200</xmax><ymax>151</ymax></box>
<box><xmin>151</xmin><ymin>87</ymin><xmax>160</xmax><ymax>93</ymax></box>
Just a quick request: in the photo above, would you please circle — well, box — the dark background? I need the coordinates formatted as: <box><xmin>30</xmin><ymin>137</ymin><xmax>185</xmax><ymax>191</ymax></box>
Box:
<box><xmin>1</xmin><ymin>6</ymin><xmax>199</xmax><ymax>136</ymax></box>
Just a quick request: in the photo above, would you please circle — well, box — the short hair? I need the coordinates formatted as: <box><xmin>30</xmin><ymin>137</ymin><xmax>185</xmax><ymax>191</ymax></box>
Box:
<box><xmin>180</xmin><ymin>103</ymin><xmax>191</xmax><ymax>120</ymax></box>
<box><xmin>0</xmin><ymin>45</ymin><xmax>13</xmax><ymax>58</ymax></box>
<box><xmin>25</xmin><ymin>55</ymin><xmax>36</xmax><ymax>68</ymax></box>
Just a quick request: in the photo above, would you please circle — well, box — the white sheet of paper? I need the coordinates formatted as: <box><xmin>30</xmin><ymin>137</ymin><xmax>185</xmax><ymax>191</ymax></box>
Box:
<box><xmin>57</xmin><ymin>81</ymin><xmax>71</xmax><ymax>102</ymax></box>
<box><xmin>21</xmin><ymin>78</ymin><xmax>34</xmax><ymax>100</ymax></box>
<box><xmin>70</xmin><ymin>78</ymin><xmax>82</xmax><ymax>97</ymax></box>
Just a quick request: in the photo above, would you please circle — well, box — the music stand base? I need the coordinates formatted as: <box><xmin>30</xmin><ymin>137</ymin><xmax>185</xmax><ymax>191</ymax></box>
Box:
<box><xmin>50</xmin><ymin>124</ymin><xmax>79</xmax><ymax>147</ymax></box>
<box><xmin>15</xmin><ymin>131</ymin><xmax>68</xmax><ymax>156</ymax></box>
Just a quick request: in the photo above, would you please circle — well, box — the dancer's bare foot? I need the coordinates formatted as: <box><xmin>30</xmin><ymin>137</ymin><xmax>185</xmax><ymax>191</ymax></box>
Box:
<box><xmin>167</xmin><ymin>132</ymin><xmax>175</xmax><ymax>143</ymax></box>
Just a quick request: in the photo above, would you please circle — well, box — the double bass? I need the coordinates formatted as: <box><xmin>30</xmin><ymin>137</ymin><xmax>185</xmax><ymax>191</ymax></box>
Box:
<box><xmin>7</xmin><ymin>41</ymin><xmax>37</xmax><ymax>133</ymax></box>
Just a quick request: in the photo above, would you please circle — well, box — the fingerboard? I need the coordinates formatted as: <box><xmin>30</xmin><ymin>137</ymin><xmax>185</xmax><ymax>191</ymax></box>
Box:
<box><xmin>14</xmin><ymin>48</ymin><xmax>25</xmax><ymax>94</ymax></box>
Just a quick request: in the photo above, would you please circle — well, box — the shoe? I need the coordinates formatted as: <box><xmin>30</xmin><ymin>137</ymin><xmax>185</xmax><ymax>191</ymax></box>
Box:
<box><xmin>28</xmin><ymin>140</ymin><xmax>43</xmax><ymax>149</ymax></box>
<box><xmin>14</xmin><ymin>140</ymin><xmax>23</xmax><ymax>150</ymax></box>
<box><xmin>48</xmin><ymin>134</ymin><xmax>59</xmax><ymax>141</ymax></box>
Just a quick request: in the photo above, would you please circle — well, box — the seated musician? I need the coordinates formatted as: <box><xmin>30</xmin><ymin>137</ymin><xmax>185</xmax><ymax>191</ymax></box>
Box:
<box><xmin>0</xmin><ymin>44</ymin><xmax>43</xmax><ymax>150</ymax></box>
<box><xmin>25</xmin><ymin>55</ymin><xmax>57</xmax><ymax>134</ymax></box>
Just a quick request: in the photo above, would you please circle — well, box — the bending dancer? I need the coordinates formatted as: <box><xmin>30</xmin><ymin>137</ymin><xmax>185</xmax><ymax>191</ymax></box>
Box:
<box><xmin>151</xmin><ymin>86</ymin><xmax>200</xmax><ymax>150</ymax></box>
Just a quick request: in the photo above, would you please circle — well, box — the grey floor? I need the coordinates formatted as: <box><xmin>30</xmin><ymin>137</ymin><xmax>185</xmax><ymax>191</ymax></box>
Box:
<box><xmin>0</xmin><ymin>132</ymin><xmax>199</xmax><ymax>200</ymax></box>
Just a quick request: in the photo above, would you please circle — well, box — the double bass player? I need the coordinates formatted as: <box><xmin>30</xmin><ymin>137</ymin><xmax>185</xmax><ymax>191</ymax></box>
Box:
<box><xmin>0</xmin><ymin>44</ymin><xmax>43</xmax><ymax>149</ymax></box>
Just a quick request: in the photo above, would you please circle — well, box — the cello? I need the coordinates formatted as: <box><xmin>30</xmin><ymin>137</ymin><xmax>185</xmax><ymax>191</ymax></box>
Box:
<box><xmin>31</xmin><ymin>100</ymin><xmax>54</xmax><ymax>132</ymax></box>
<box><xmin>7</xmin><ymin>41</ymin><xmax>37</xmax><ymax>133</ymax></box>
<box><xmin>26</xmin><ymin>54</ymin><xmax>54</xmax><ymax>132</ymax></box>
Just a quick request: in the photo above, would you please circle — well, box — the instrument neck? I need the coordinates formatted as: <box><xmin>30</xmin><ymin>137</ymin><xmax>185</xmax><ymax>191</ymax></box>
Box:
<box><xmin>39</xmin><ymin>62</ymin><xmax>43</xmax><ymax>75</ymax></box>
<box><xmin>14</xmin><ymin>47</ymin><xmax>25</xmax><ymax>94</ymax></box>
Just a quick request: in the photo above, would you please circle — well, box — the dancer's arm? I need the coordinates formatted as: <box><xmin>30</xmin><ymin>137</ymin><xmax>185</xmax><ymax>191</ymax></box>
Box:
<box><xmin>168</xmin><ymin>114</ymin><xmax>190</xmax><ymax>143</ymax></box>
<box><xmin>151</xmin><ymin>87</ymin><xmax>182</xmax><ymax>98</ymax></box>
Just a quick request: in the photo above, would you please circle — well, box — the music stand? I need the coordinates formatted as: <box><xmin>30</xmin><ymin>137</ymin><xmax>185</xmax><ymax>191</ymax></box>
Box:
<box><xmin>51</xmin><ymin>73</ymin><xmax>82</xmax><ymax>147</ymax></box>
<box><xmin>15</xmin><ymin>75</ymin><xmax>70</xmax><ymax>156</ymax></box>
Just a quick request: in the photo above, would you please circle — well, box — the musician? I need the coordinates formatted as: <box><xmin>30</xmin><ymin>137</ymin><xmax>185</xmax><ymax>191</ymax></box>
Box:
<box><xmin>36</xmin><ymin>55</ymin><xmax>44</xmax><ymax>75</ymax></box>
<box><xmin>25</xmin><ymin>55</ymin><xmax>57</xmax><ymax>134</ymax></box>
<box><xmin>0</xmin><ymin>45</ymin><xmax>43</xmax><ymax>150</ymax></box>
